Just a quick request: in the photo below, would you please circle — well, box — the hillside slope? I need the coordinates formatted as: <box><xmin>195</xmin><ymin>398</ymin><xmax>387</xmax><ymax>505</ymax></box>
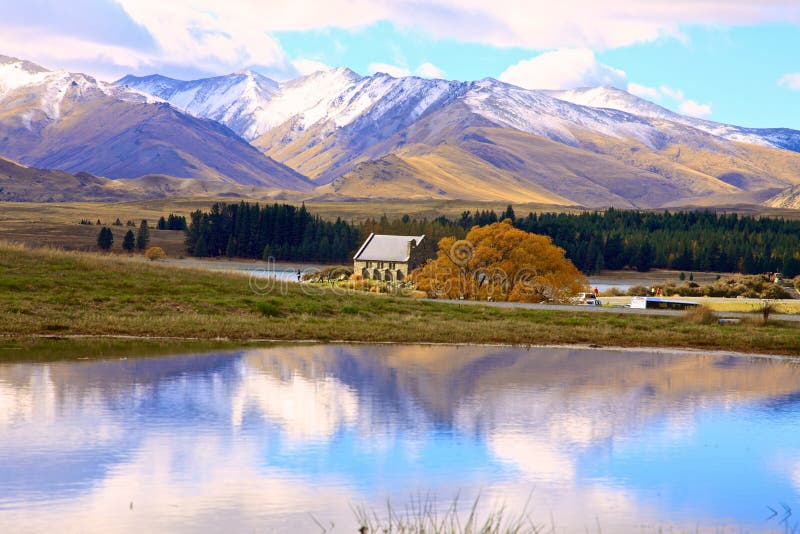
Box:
<box><xmin>60</xmin><ymin>62</ymin><xmax>800</xmax><ymax>206</ymax></box>
<box><xmin>0</xmin><ymin>157</ymin><xmax>297</xmax><ymax>202</ymax></box>
<box><xmin>0</xmin><ymin>56</ymin><xmax>312</xmax><ymax>191</ymax></box>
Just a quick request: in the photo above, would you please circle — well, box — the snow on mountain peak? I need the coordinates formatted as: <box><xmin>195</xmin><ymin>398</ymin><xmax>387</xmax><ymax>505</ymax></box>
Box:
<box><xmin>545</xmin><ymin>86</ymin><xmax>679</xmax><ymax>121</ymax></box>
<box><xmin>544</xmin><ymin>85</ymin><xmax>796</xmax><ymax>149</ymax></box>
<box><xmin>115</xmin><ymin>65</ymin><xmax>800</xmax><ymax>154</ymax></box>
<box><xmin>0</xmin><ymin>57</ymin><xmax>159</xmax><ymax>123</ymax></box>
<box><xmin>0</xmin><ymin>57</ymin><xmax>53</xmax><ymax>95</ymax></box>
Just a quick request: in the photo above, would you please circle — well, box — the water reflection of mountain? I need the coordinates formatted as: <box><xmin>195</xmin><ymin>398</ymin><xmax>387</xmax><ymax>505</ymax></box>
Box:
<box><xmin>1</xmin><ymin>345</ymin><xmax>799</xmax><ymax>530</ymax></box>
<box><xmin>0</xmin><ymin>352</ymin><xmax>246</xmax><ymax>503</ymax></box>
<box><xmin>243</xmin><ymin>345</ymin><xmax>800</xmax><ymax>438</ymax></box>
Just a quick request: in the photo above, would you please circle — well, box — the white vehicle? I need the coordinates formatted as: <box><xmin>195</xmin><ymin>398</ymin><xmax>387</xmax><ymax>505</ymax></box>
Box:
<box><xmin>574</xmin><ymin>292</ymin><xmax>602</xmax><ymax>306</ymax></box>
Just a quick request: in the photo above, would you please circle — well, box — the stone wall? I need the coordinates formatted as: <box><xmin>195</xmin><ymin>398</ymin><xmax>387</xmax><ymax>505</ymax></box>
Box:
<box><xmin>354</xmin><ymin>259</ymin><xmax>409</xmax><ymax>281</ymax></box>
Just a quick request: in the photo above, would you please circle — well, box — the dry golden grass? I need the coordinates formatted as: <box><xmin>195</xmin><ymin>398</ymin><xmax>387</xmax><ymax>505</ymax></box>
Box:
<box><xmin>601</xmin><ymin>296</ymin><xmax>800</xmax><ymax>315</ymax></box>
<box><xmin>680</xmin><ymin>305</ymin><xmax>719</xmax><ymax>325</ymax></box>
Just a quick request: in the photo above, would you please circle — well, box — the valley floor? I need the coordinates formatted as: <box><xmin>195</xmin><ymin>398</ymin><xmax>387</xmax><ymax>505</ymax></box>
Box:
<box><xmin>1</xmin><ymin>242</ymin><xmax>799</xmax><ymax>356</ymax></box>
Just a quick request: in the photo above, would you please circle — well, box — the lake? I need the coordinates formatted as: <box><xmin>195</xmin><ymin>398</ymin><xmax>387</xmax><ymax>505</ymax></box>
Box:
<box><xmin>1</xmin><ymin>344</ymin><xmax>799</xmax><ymax>532</ymax></box>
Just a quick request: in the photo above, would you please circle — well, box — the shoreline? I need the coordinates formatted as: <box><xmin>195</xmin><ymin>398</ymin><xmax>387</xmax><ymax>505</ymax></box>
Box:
<box><xmin>3</xmin><ymin>334</ymin><xmax>799</xmax><ymax>362</ymax></box>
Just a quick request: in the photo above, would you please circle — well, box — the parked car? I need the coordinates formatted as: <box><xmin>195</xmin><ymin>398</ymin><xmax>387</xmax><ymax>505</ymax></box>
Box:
<box><xmin>573</xmin><ymin>293</ymin><xmax>602</xmax><ymax>306</ymax></box>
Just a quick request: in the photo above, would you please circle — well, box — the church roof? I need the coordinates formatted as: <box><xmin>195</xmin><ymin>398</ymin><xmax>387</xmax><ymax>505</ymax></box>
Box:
<box><xmin>353</xmin><ymin>233</ymin><xmax>425</xmax><ymax>262</ymax></box>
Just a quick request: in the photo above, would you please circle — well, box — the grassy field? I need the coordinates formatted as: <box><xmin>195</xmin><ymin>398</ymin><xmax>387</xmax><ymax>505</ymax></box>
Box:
<box><xmin>0</xmin><ymin>198</ymin><xmax>577</xmax><ymax>256</ymax></box>
<box><xmin>1</xmin><ymin>241</ymin><xmax>799</xmax><ymax>356</ymax></box>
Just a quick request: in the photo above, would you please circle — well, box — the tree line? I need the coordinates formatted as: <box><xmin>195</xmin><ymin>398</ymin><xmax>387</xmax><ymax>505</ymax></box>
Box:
<box><xmin>184</xmin><ymin>203</ymin><xmax>468</xmax><ymax>263</ymax></box>
<box><xmin>504</xmin><ymin>208</ymin><xmax>799</xmax><ymax>276</ymax></box>
<box><xmin>183</xmin><ymin>202</ymin><xmax>800</xmax><ymax>277</ymax></box>
<box><xmin>184</xmin><ymin>202</ymin><xmax>362</xmax><ymax>262</ymax></box>
<box><xmin>157</xmin><ymin>214</ymin><xmax>187</xmax><ymax>231</ymax></box>
<box><xmin>97</xmin><ymin>220</ymin><xmax>151</xmax><ymax>252</ymax></box>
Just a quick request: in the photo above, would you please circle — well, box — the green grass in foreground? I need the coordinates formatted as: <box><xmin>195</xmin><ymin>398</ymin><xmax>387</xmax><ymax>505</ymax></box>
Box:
<box><xmin>1</xmin><ymin>242</ymin><xmax>799</xmax><ymax>356</ymax></box>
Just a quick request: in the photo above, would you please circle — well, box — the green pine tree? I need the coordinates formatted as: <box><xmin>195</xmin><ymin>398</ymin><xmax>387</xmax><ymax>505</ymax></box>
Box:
<box><xmin>194</xmin><ymin>235</ymin><xmax>208</xmax><ymax>257</ymax></box>
<box><xmin>136</xmin><ymin>220</ymin><xmax>150</xmax><ymax>251</ymax></box>
<box><xmin>96</xmin><ymin>227</ymin><xmax>113</xmax><ymax>251</ymax></box>
<box><xmin>122</xmin><ymin>230</ymin><xmax>135</xmax><ymax>252</ymax></box>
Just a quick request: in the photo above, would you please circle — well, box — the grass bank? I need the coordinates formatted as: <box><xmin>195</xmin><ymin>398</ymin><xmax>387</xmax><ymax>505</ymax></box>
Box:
<box><xmin>1</xmin><ymin>242</ymin><xmax>799</xmax><ymax>356</ymax></box>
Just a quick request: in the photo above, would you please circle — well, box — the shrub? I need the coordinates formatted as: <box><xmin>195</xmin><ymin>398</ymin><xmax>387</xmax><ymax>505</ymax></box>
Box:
<box><xmin>255</xmin><ymin>301</ymin><xmax>283</xmax><ymax>317</ymax></box>
<box><xmin>626</xmin><ymin>285</ymin><xmax>649</xmax><ymax>296</ymax></box>
<box><xmin>599</xmin><ymin>287</ymin><xmax>625</xmax><ymax>297</ymax></box>
<box><xmin>681</xmin><ymin>305</ymin><xmax>718</xmax><ymax>325</ymax></box>
<box><xmin>763</xmin><ymin>284</ymin><xmax>791</xmax><ymax>300</ymax></box>
<box><xmin>661</xmin><ymin>282</ymin><xmax>678</xmax><ymax>296</ymax></box>
<box><xmin>144</xmin><ymin>246</ymin><xmax>166</xmax><ymax>261</ymax></box>
<box><xmin>674</xmin><ymin>282</ymin><xmax>704</xmax><ymax>297</ymax></box>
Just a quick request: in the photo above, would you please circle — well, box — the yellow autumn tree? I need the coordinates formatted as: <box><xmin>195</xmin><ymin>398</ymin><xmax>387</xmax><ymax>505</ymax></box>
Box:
<box><xmin>412</xmin><ymin>220</ymin><xmax>588</xmax><ymax>303</ymax></box>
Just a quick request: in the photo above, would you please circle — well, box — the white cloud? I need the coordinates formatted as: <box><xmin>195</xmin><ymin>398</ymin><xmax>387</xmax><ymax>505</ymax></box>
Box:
<box><xmin>627</xmin><ymin>82</ymin><xmax>661</xmax><ymax>100</ymax></box>
<box><xmin>291</xmin><ymin>58</ymin><xmax>332</xmax><ymax>76</ymax></box>
<box><xmin>660</xmin><ymin>85</ymin><xmax>685</xmax><ymax>100</ymax></box>
<box><xmin>679</xmin><ymin>99</ymin><xmax>713</xmax><ymax>117</ymax></box>
<box><xmin>386</xmin><ymin>1</ymin><xmax>800</xmax><ymax>51</ymax></box>
<box><xmin>498</xmin><ymin>49</ymin><xmax>627</xmax><ymax>90</ymax></box>
<box><xmin>626</xmin><ymin>82</ymin><xmax>712</xmax><ymax>118</ymax></box>
<box><xmin>778</xmin><ymin>73</ymin><xmax>800</xmax><ymax>91</ymax></box>
<box><xmin>3</xmin><ymin>0</ymin><xmax>800</xmax><ymax>80</ymax></box>
<box><xmin>489</xmin><ymin>432</ymin><xmax>575</xmax><ymax>482</ymax></box>
<box><xmin>115</xmin><ymin>0</ymin><xmax>288</xmax><ymax>71</ymax></box>
<box><xmin>415</xmin><ymin>62</ymin><xmax>446</xmax><ymax>79</ymax></box>
<box><xmin>0</xmin><ymin>26</ymin><xmax>157</xmax><ymax>81</ymax></box>
<box><xmin>368</xmin><ymin>62</ymin><xmax>410</xmax><ymax>78</ymax></box>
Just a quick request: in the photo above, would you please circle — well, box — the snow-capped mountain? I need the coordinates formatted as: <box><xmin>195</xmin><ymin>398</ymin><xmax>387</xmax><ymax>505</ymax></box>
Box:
<box><xmin>118</xmin><ymin>66</ymin><xmax>800</xmax><ymax>175</ymax></box>
<box><xmin>4</xmin><ymin>53</ymin><xmax>800</xmax><ymax>208</ymax></box>
<box><xmin>0</xmin><ymin>54</ymin><xmax>158</xmax><ymax>119</ymax></box>
<box><xmin>0</xmin><ymin>55</ymin><xmax>311</xmax><ymax>190</ymax></box>
<box><xmin>116</xmin><ymin>64</ymin><xmax>800</xmax><ymax>208</ymax></box>
<box><xmin>545</xmin><ymin>86</ymin><xmax>800</xmax><ymax>151</ymax></box>
<box><xmin>118</xmin><ymin>67</ymin><xmax>463</xmax><ymax>142</ymax></box>
<box><xmin>116</xmin><ymin>70</ymin><xmax>279</xmax><ymax>140</ymax></box>
<box><xmin>119</xmin><ymin>67</ymin><xmax>800</xmax><ymax>155</ymax></box>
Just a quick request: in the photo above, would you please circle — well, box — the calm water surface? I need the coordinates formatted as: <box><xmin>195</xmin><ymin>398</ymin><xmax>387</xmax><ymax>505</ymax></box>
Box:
<box><xmin>1</xmin><ymin>345</ymin><xmax>799</xmax><ymax>532</ymax></box>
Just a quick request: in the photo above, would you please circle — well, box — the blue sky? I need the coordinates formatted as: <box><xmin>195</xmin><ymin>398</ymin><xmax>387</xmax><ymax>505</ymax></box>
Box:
<box><xmin>1</xmin><ymin>0</ymin><xmax>798</xmax><ymax>128</ymax></box>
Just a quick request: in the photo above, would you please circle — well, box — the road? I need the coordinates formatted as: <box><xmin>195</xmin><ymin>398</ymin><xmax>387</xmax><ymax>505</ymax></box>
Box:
<box><xmin>425</xmin><ymin>298</ymin><xmax>800</xmax><ymax>323</ymax></box>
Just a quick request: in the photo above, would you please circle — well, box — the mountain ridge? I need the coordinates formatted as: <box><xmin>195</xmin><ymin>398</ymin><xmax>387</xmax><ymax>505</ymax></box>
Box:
<box><xmin>4</xmin><ymin>54</ymin><xmax>800</xmax><ymax>208</ymax></box>
<box><xmin>0</xmin><ymin>55</ymin><xmax>312</xmax><ymax>191</ymax></box>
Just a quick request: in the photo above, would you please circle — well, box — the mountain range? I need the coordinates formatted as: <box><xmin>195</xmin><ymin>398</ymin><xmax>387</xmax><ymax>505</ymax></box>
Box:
<box><xmin>0</xmin><ymin>55</ymin><xmax>310</xmax><ymax>192</ymax></box>
<box><xmin>2</xmin><ymin>54</ymin><xmax>800</xmax><ymax>209</ymax></box>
